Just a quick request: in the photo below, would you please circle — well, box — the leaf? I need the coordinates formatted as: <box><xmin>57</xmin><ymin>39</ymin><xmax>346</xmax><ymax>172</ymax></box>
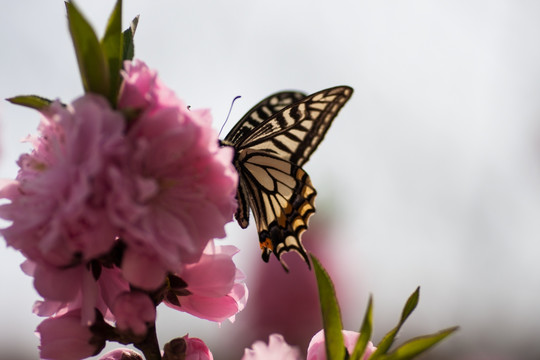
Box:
<box><xmin>377</xmin><ymin>327</ymin><xmax>459</xmax><ymax>360</ymax></box>
<box><xmin>100</xmin><ymin>0</ymin><xmax>123</xmax><ymax>104</ymax></box>
<box><xmin>122</xmin><ymin>15</ymin><xmax>139</xmax><ymax>62</ymax></box>
<box><xmin>66</xmin><ymin>1</ymin><xmax>110</xmax><ymax>99</ymax></box>
<box><xmin>311</xmin><ymin>254</ymin><xmax>346</xmax><ymax>360</ymax></box>
<box><xmin>399</xmin><ymin>287</ymin><xmax>419</xmax><ymax>324</ymax></box>
<box><xmin>369</xmin><ymin>287</ymin><xmax>420</xmax><ymax>359</ymax></box>
<box><xmin>6</xmin><ymin>95</ymin><xmax>54</xmax><ymax>111</ymax></box>
<box><xmin>350</xmin><ymin>296</ymin><xmax>373</xmax><ymax>360</ymax></box>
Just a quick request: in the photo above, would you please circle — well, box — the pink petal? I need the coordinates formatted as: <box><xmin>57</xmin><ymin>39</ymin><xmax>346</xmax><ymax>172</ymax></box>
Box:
<box><xmin>36</xmin><ymin>310</ymin><xmax>103</xmax><ymax>360</ymax></box>
<box><xmin>242</xmin><ymin>334</ymin><xmax>301</xmax><ymax>360</ymax></box>
<box><xmin>113</xmin><ymin>292</ymin><xmax>156</xmax><ymax>336</ymax></box>
<box><xmin>182</xmin><ymin>254</ymin><xmax>236</xmax><ymax>297</ymax></box>
<box><xmin>121</xmin><ymin>249</ymin><xmax>168</xmax><ymax>290</ymax></box>
<box><xmin>170</xmin><ymin>294</ymin><xmax>239</xmax><ymax>323</ymax></box>
<box><xmin>33</xmin><ymin>264</ymin><xmax>82</xmax><ymax>302</ymax></box>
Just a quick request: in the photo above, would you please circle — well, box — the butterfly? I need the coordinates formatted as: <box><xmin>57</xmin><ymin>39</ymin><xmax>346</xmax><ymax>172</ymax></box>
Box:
<box><xmin>221</xmin><ymin>86</ymin><xmax>353</xmax><ymax>270</ymax></box>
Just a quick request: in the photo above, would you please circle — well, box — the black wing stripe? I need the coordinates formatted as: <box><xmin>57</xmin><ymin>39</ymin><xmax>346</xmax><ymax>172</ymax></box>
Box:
<box><xmin>270</xmin><ymin>136</ymin><xmax>296</xmax><ymax>153</ymax></box>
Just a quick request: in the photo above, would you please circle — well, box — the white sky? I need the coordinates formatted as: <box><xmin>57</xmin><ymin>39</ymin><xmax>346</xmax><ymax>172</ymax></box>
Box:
<box><xmin>1</xmin><ymin>1</ymin><xmax>540</xmax><ymax>359</ymax></box>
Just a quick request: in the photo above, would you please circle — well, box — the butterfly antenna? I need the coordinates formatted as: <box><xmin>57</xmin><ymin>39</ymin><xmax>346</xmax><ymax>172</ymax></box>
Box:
<box><xmin>219</xmin><ymin>95</ymin><xmax>241</xmax><ymax>137</ymax></box>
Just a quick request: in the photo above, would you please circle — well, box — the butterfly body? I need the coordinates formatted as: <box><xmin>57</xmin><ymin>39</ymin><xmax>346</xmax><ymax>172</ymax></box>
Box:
<box><xmin>222</xmin><ymin>86</ymin><xmax>353</xmax><ymax>269</ymax></box>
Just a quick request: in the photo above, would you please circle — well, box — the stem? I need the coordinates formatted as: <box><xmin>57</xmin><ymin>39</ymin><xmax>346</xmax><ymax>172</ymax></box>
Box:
<box><xmin>134</xmin><ymin>325</ymin><xmax>161</xmax><ymax>360</ymax></box>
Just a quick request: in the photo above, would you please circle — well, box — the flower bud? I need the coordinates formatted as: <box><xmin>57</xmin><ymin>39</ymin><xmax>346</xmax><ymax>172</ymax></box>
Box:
<box><xmin>163</xmin><ymin>334</ymin><xmax>213</xmax><ymax>360</ymax></box>
<box><xmin>306</xmin><ymin>329</ymin><xmax>376</xmax><ymax>360</ymax></box>
<box><xmin>99</xmin><ymin>348</ymin><xmax>143</xmax><ymax>360</ymax></box>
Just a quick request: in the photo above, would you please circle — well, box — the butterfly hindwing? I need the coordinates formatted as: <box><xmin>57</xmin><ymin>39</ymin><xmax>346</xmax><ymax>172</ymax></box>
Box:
<box><xmin>223</xmin><ymin>86</ymin><xmax>353</xmax><ymax>269</ymax></box>
<box><xmin>237</xmin><ymin>150</ymin><xmax>316</xmax><ymax>268</ymax></box>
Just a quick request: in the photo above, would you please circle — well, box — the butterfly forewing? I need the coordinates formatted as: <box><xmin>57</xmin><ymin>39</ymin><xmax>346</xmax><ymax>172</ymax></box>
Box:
<box><xmin>236</xmin><ymin>86</ymin><xmax>353</xmax><ymax>166</ymax></box>
<box><xmin>224</xmin><ymin>91</ymin><xmax>306</xmax><ymax>146</ymax></box>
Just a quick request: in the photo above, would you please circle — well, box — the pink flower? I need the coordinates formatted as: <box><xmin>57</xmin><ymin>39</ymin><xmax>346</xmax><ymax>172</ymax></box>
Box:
<box><xmin>164</xmin><ymin>241</ymin><xmax>248</xmax><ymax>323</ymax></box>
<box><xmin>242</xmin><ymin>334</ymin><xmax>302</xmax><ymax>360</ymax></box>
<box><xmin>306</xmin><ymin>329</ymin><xmax>376</xmax><ymax>360</ymax></box>
<box><xmin>117</xmin><ymin>60</ymin><xmax>180</xmax><ymax>110</ymax></box>
<box><xmin>112</xmin><ymin>292</ymin><xmax>156</xmax><ymax>336</ymax></box>
<box><xmin>112</xmin><ymin>59</ymin><xmax>238</xmax><ymax>290</ymax></box>
<box><xmin>32</xmin><ymin>263</ymin><xmax>131</xmax><ymax>327</ymax></box>
<box><xmin>2</xmin><ymin>58</ymin><xmax>242</xmax><ymax>359</ymax></box>
<box><xmin>163</xmin><ymin>335</ymin><xmax>214</xmax><ymax>360</ymax></box>
<box><xmin>36</xmin><ymin>309</ymin><xmax>105</xmax><ymax>360</ymax></box>
<box><xmin>0</xmin><ymin>95</ymin><xmax>125</xmax><ymax>268</ymax></box>
<box><xmin>99</xmin><ymin>348</ymin><xmax>143</xmax><ymax>360</ymax></box>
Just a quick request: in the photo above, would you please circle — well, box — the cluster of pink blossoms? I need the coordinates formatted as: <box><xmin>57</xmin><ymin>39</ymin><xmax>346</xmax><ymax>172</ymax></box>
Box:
<box><xmin>0</xmin><ymin>60</ymin><xmax>246</xmax><ymax>359</ymax></box>
<box><xmin>98</xmin><ymin>330</ymin><xmax>376</xmax><ymax>360</ymax></box>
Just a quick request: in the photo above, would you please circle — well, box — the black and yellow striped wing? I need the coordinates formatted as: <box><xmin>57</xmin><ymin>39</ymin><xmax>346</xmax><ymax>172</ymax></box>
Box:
<box><xmin>223</xmin><ymin>86</ymin><xmax>353</xmax><ymax>269</ymax></box>
<box><xmin>231</xmin><ymin>86</ymin><xmax>353</xmax><ymax>166</ymax></box>
<box><xmin>224</xmin><ymin>91</ymin><xmax>306</xmax><ymax>146</ymax></box>
<box><xmin>236</xmin><ymin>150</ymin><xmax>316</xmax><ymax>267</ymax></box>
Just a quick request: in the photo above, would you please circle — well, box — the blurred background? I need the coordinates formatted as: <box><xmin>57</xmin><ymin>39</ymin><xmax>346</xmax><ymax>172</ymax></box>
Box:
<box><xmin>1</xmin><ymin>1</ymin><xmax>540</xmax><ymax>359</ymax></box>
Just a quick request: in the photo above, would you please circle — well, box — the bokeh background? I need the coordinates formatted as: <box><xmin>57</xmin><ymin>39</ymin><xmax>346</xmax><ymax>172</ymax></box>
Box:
<box><xmin>1</xmin><ymin>1</ymin><xmax>540</xmax><ymax>359</ymax></box>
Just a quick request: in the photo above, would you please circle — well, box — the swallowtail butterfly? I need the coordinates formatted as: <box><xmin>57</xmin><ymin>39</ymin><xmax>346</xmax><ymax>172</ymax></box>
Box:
<box><xmin>221</xmin><ymin>86</ymin><xmax>353</xmax><ymax>270</ymax></box>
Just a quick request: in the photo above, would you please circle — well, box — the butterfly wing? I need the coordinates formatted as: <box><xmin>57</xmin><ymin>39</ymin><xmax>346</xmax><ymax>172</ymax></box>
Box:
<box><xmin>224</xmin><ymin>91</ymin><xmax>307</xmax><ymax>229</ymax></box>
<box><xmin>235</xmin><ymin>86</ymin><xmax>353</xmax><ymax>167</ymax></box>
<box><xmin>236</xmin><ymin>150</ymin><xmax>316</xmax><ymax>269</ymax></box>
<box><xmin>224</xmin><ymin>91</ymin><xmax>307</xmax><ymax>146</ymax></box>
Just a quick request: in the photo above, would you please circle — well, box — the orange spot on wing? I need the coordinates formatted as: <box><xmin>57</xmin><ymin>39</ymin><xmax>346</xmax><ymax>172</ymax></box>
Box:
<box><xmin>260</xmin><ymin>238</ymin><xmax>273</xmax><ymax>251</ymax></box>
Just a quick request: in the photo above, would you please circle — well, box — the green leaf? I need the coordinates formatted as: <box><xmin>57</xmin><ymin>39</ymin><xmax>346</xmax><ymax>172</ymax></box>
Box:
<box><xmin>122</xmin><ymin>15</ymin><xmax>139</xmax><ymax>62</ymax></box>
<box><xmin>377</xmin><ymin>327</ymin><xmax>459</xmax><ymax>360</ymax></box>
<box><xmin>370</xmin><ymin>287</ymin><xmax>420</xmax><ymax>359</ymax></box>
<box><xmin>66</xmin><ymin>1</ymin><xmax>110</xmax><ymax>99</ymax></box>
<box><xmin>100</xmin><ymin>0</ymin><xmax>123</xmax><ymax>104</ymax></box>
<box><xmin>311</xmin><ymin>254</ymin><xmax>346</xmax><ymax>360</ymax></box>
<box><xmin>6</xmin><ymin>95</ymin><xmax>54</xmax><ymax>111</ymax></box>
<box><xmin>350</xmin><ymin>296</ymin><xmax>373</xmax><ymax>360</ymax></box>
<box><xmin>399</xmin><ymin>287</ymin><xmax>420</xmax><ymax>324</ymax></box>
